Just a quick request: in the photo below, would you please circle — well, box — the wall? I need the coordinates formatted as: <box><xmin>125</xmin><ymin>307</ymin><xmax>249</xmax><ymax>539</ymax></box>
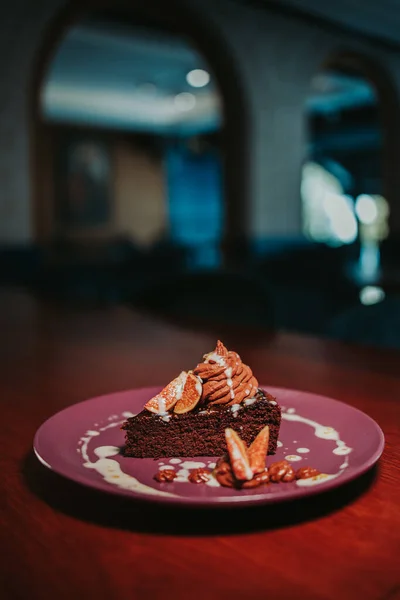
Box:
<box><xmin>2</xmin><ymin>0</ymin><xmax>400</xmax><ymax>245</ymax></box>
<box><xmin>0</xmin><ymin>0</ymin><xmax>67</xmax><ymax>244</ymax></box>
<box><xmin>194</xmin><ymin>0</ymin><xmax>400</xmax><ymax>241</ymax></box>
<box><xmin>113</xmin><ymin>141</ymin><xmax>167</xmax><ymax>246</ymax></box>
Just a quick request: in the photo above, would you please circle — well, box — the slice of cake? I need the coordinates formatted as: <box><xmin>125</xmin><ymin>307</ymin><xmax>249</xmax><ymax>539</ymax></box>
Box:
<box><xmin>122</xmin><ymin>341</ymin><xmax>281</xmax><ymax>459</ymax></box>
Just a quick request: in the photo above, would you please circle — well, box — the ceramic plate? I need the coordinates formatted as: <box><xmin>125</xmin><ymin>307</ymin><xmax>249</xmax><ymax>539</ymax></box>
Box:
<box><xmin>33</xmin><ymin>386</ymin><xmax>384</xmax><ymax>507</ymax></box>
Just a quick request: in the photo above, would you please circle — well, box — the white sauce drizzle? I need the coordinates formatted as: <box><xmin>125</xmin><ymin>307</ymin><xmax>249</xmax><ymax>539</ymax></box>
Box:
<box><xmin>224</xmin><ymin>367</ymin><xmax>235</xmax><ymax>400</ymax></box>
<box><xmin>296</xmin><ymin>472</ymin><xmax>343</xmax><ymax>487</ymax></box>
<box><xmin>282</xmin><ymin>411</ymin><xmax>353</xmax><ymax>457</ymax></box>
<box><xmin>285</xmin><ymin>454</ymin><xmax>302</xmax><ymax>462</ymax></box>
<box><xmin>179</xmin><ymin>461</ymin><xmax>206</xmax><ymax>469</ymax></box>
<box><xmin>333</xmin><ymin>446</ymin><xmax>352</xmax><ymax>456</ymax></box>
<box><xmin>83</xmin><ymin>444</ymin><xmax>176</xmax><ymax>497</ymax></box>
<box><xmin>340</xmin><ymin>456</ymin><xmax>350</xmax><ymax>469</ymax></box>
<box><xmin>296</xmin><ymin>447</ymin><xmax>310</xmax><ymax>454</ymax></box>
<box><xmin>281</xmin><ymin>409</ymin><xmax>352</xmax><ymax>487</ymax></box>
<box><xmin>230</xmin><ymin>403</ymin><xmax>241</xmax><ymax>418</ymax></box>
<box><xmin>175</xmin><ymin>372</ymin><xmax>187</xmax><ymax>400</ymax></box>
<box><xmin>205</xmin><ymin>475</ymin><xmax>220</xmax><ymax>487</ymax></box>
<box><xmin>195</xmin><ymin>378</ymin><xmax>202</xmax><ymax>396</ymax></box>
<box><xmin>157</xmin><ymin>397</ymin><xmax>166</xmax><ymax>414</ymax></box>
<box><xmin>204</xmin><ymin>352</ymin><xmax>227</xmax><ymax>367</ymax></box>
<box><xmin>244</xmin><ymin>397</ymin><xmax>257</xmax><ymax>406</ymax></box>
<box><xmin>176</xmin><ymin>468</ymin><xmax>190</xmax><ymax>478</ymax></box>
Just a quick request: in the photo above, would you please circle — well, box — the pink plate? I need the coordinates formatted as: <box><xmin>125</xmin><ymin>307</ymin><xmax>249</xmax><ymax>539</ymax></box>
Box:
<box><xmin>33</xmin><ymin>386</ymin><xmax>384</xmax><ymax>507</ymax></box>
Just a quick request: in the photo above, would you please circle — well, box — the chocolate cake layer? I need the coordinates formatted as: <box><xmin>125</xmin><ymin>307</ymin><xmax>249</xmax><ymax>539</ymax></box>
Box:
<box><xmin>122</xmin><ymin>389</ymin><xmax>281</xmax><ymax>459</ymax></box>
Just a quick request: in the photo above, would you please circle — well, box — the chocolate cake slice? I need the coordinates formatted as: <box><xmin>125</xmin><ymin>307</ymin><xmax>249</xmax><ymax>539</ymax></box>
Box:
<box><xmin>122</xmin><ymin>341</ymin><xmax>281</xmax><ymax>459</ymax></box>
<box><xmin>123</xmin><ymin>388</ymin><xmax>280</xmax><ymax>458</ymax></box>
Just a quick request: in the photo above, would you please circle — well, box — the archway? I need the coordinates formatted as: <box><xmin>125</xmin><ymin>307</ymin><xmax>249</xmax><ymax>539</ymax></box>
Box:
<box><xmin>323</xmin><ymin>51</ymin><xmax>400</xmax><ymax>233</ymax></box>
<box><xmin>30</xmin><ymin>0</ymin><xmax>250</xmax><ymax>266</ymax></box>
<box><xmin>301</xmin><ymin>51</ymin><xmax>399</xmax><ymax>281</ymax></box>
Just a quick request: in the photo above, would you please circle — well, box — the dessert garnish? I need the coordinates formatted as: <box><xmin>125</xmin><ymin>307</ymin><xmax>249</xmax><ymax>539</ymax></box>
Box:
<box><xmin>296</xmin><ymin>466</ymin><xmax>321</xmax><ymax>480</ymax></box>
<box><xmin>247</xmin><ymin>425</ymin><xmax>271</xmax><ymax>474</ymax></box>
<box><xmin>268</xmin><ymin>460</ymin><xmax>295</xmax><ymax>482</ymax></box>
<box><xmin>154</xmin><ymin>469</ymin><xmax>177</xmax><ymax>483</ymax></box>
<box><xmin>212</xmin><ymin>427</ymin><xmax>321</xmax><ymax>489</ymax></box>
<box><xmin>225</xmin><ymin>428</ymin><xmax>254</xmax><ymax>481</ymax></box>
<box><xmin>214</xmin><ymin>426</ymin><xmax>271</xmax><ymax>489</ymax></box>
<box><xmin>152</xmin><ymin>452</ymin><xmax>321</xmax><ymax>487</ymax></box>
<box><xmin>188</xmin><ymin>468</ymin><xmax>212</xmax><ymax>484</ymax></box>
<box><xmin>174</xmin><ymin>372</ymin><xmax>203</xmax><ymax>414</ymax></box>
<box><xmin>143</xmin><ymin>340</ymin><xmax>259</xmax><ymax>417</ymax></box>
<box><xmin>194</xmin><ymin>340</ymin><xmax>258</xmax><ymax>406</ymax></box>
<box><xmin>144</xmin><ymin>371</ymin><xmax>202</xmax><ymax>415</ymax></box>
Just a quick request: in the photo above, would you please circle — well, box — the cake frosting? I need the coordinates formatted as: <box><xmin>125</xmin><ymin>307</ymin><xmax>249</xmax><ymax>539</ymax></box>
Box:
<box><xmin>194</xmin><ymin>340</ymin><xmax>258</xmax><ymax>407</ymax></box>
<box><xmin>143</xmin><ymin>340</ymin><xmax>259</xmax><ymax>415</ymax></box>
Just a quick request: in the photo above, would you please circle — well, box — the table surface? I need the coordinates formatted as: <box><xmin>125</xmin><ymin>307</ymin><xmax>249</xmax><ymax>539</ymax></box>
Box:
<box><xmin>1</xmin><ymin>290</ymin><xmax>400</xmax><ymax>600</ymax></box>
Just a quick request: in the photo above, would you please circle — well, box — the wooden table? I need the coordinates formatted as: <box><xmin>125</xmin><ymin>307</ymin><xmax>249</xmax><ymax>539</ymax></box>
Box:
<box><xmin>1</xmin><ymin>290</ymin><xmax>400</xmax><ymax>600</ymax></box>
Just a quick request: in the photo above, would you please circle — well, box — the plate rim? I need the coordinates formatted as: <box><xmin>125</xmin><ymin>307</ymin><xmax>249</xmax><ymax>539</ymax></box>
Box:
<box><xmin>33</xmin><ymin>385</ymin><xmax>385</xmax><ymax>508</ymax></box>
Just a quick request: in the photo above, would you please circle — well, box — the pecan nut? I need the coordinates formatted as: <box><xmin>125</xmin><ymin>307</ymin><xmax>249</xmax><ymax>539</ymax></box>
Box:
<box><xmin>296</xmin><ymin>466</ymin><xmax>321</xmax><ymax>480</ymax></box>
<box><xmin>214</xmin><ymin>459</ymin><xmax>237</xmax><ymax>488</ymax></box>
<box><xmin>189</xmin><ymin>468</ymin><xmax>211</xmax><ymax>484</ymax></box>
<box><xmin>241</xmin><ymin>470</ymin><xmax>270</xmax><ymax>488</ymax></box>
<box><xmin>268</xmin><ymin>460</ymin><xmax>295</xmax><ymax>482</ymax></box>
<box><xmin>154</xmin><ymin>469</ymin><xmax>177</xmax><ymax>483</ymax></box>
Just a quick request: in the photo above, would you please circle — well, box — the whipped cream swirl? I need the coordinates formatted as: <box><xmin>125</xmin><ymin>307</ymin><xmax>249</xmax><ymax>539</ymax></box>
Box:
<box><xmin>194</xmin><ymin>340</ymin><xmax>258</xmax><ymax>407</ymax></box>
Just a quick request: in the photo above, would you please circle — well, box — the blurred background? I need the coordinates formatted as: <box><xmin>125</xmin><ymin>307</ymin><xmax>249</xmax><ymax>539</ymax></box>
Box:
<box><xmin>1</xmin><ymin>0</ymin><xmax>400</xmax><ymax>348</ymax></box>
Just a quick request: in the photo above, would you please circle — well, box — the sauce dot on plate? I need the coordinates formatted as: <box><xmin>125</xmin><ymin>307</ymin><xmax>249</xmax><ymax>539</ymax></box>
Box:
<box><xmin>285</xmin><ymin>454</ymin><xmax>302</xmax><ymax>462</ymax></box>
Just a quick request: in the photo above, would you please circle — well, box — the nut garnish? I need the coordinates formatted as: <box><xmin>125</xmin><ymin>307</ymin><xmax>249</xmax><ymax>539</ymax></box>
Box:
<box><xmin>154</xmin><ymin>469</ymin><xmax>177</xmax><ymax>483</ymax></box>
<box><xmin>188</xmin><ymin>468</ymin><xmax>212</xmax><ymax>484</ymax></box>
<box><xmin>296</xmin><ymin>466</ymin><xmax>321</xmax><ymax>480</ymax></box>
<box><xmin>247</xmin><ymin>425</ymin><xmax>270</xmax><ymax>474</ymax></box>
<box><xmin>214</xmin><ymin>458</ymin><xmax>237</xmax><ymax>488</ymax></box>
<box><xmin>225</xmin><ymin>428</ymin><xmax>253</xmax><ymax>481</ymax></box>
<box><xmin>268</xmin><ymin>460</ymin><xmax>296</xmax><ymax>482</ymax></box>
<box><xmin>242</xmin><ymin>471</ymin><xmax>270</xmax><ymax>488</ymax></box>
<box><xmin>214</xmin><ymin>428</ymin><xmax>271</xmax><ymax>489</ymax></box>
